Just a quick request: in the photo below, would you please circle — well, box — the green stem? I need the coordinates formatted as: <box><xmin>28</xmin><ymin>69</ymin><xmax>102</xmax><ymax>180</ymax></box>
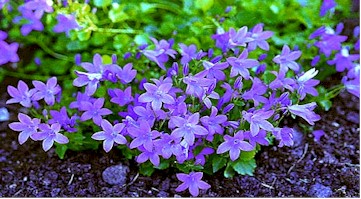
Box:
<box><xmin>327</xmin><ymin>84</ymin><xmax>345</xmax><ymax>99</ymax></box>
<box><xmin>93</xmin><ymin>27</ymin><xmax>141</xmax><ymax>34</ymax></box>
<box><xmin>1</xmin><ymin>68</ymin><xmax>67</xmax><ymax>81</ymax></box>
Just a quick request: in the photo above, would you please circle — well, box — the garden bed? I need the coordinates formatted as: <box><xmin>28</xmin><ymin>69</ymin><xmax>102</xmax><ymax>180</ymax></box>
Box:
<box><xmin>0</xmin><ymin>75</ymin><xmax>359</xmax><ymax>197</ymax></box>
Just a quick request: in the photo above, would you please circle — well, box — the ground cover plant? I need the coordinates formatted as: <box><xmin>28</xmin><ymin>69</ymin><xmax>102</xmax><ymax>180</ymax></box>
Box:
<box><xmin>0</xmin><ymin>0</ymin><xmax>359</xmax><ymax>197</ymax></box>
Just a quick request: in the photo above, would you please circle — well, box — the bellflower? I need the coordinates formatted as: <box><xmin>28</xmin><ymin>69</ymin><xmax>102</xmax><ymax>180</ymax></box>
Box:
<box><xmin>91</xmin><ymin>119</ymin><xmax>127</xmax><ymax>152</ymax></box>
<box><xmin>53</xmin><ymin>13</ymin><xmax>81</xmax><ymax>36</ymax></box>
<box><xmin>244</xmin><ymin>130</ymin><xmax>269</xmax><ymax>147</ymax></box>
<box><xmin>48</xmin><ymin>107</ymin><xmax>77</xmax><ymax>132</ymax></box>
<box><xmin>242</xmin><ymin>77</ymin><xmax>268</xmax><ymax>106</ymax></box>
<box><xmin>32</xmin><ymin>123</ymin><xmax>69</xmax><ymax>152</ymax></box>
<box><xmin>342</xmin><ymin>77</ymin><xmax>360</xmax><ymax>98</ymax></box>
<box><xmin>247</xmin><ymin>23</ymin><xmax>274</xmax><ymax>51</ymax></box>
<box><xmin>243</xmin><ymin>109</ymin><xmax>274</xmax><ymax>136</ymax></box>
<box><xmin>194</xmin><ymin>147</ymin><xmax>214</xmax><ymax>166</ymax></box>
<box><xmin>175</xmin><ymin>172</ymin><xmax>211</xmax><ymax>197</ymax></box>
<box><xmin>170</xmin><ymin>113</ymin><xmax>209</xmax><ymax>146</ymax></box>
<box><xmin>269</xmin><ymin>71</ymin><xmax>296</xmax><ymax>91</ymax></box>
<box><xmin>327</xmin><ymin>48</ymin><xmax>359</xmax><ymax>72</ymax></box>
<box><xmin>136</xmin><ymin>146</ymin><xmax>161</xmax><ymax>166</ymax></box>
<box><xmin>154</xmin><ymin>133</ymin><xmax>182</xmax><ymax>159</ymax></box>
<box><xmin>69</xmin><ymin>92</ymin><xmax>95</xmax><ymax>110</ymax></box>
<box><xmin>138</xmin><ymin>82</ymin><xmax>175</xmax><ymax>111</ymax></box>
<box><xmin>80</xmin><ymin>98</ymin><xmax>112</xmax><ymax>126</ymax></box>
<box><xmin>314</xmin><ymin>34</ymin><xmax>347</xmax><ymax>57</ymax></box>
<box><xmin>0</xmin><ymin>30</ymin><xmax>7</xmax><ymax>40</ymax></box>
<box><xmin>108</xmin><ymin>86</ymin><xmax>133</xmax><ymax>106</ymax></box>
<box><xmin>200</xmin><ymin>106</ymin><xmax>227</xmax><ymax>140</ymax></box>
<box><xmin>273</xmin><ymin>45</ymin><xmax>302</xmax><ymax>74</ymax></box>
<box><xmin>142</xmin><ymin>38</ymin><xmax>177</xmax><ymax>70</ymax></box>
<box><xmin>212</xmin><ymin>28</ymin><xmax>230</xmax><ymax>52</ymax></box>
<box><xmin>117</xmin><ymin>63</ymin><xmax>137</xmax><ymax>84</ymax></box>
<box><xmin>296</xmin><ymin>68</ymin><xmax>320</xmax><ymax>100</ymax></box>
<box><xmin>179</xmin><ymin>43</ymin><xmax>198</xmax><ymax>65</ymax></box>
<box><xmin>6</xmin><ymin>80</ymin><xmax>36</xmax><ymax>108</ymax></box>
<box><xmin>32</xmin><ymin>77</ymin><xmax>61</xmax><ymax>106</ymax></box>
<box><xmin>128</xmin><ymin>122</ymin><xmax>160</xmax><ymax>152</ymax></box>
<box><xmin>287</xmin><ymin>102</ymin><xmax>321</xmax><ymax>125</ymax></box>
<box><xmin>183</xmin><ymin>74</ymin><xmax>216</xmax><ymax>99</ymax></box>
<box><xmin>227</xmin><ymin>49</ymin><xmax>259</xmax><ymax>79</ymax></box>
<box><xmin>196</xmin><ymin>60</ymin><xmax>229</xmax><ymax>81</ymax></box>
<box><xmin>320</xmin><ymin>0</ymin><xmax>337</xmax><ymax>17</ymax></box>
<box><xmin>14</xmin><ymin>9</ymin><xmax>44</xmax><ymax>36</ymax></box>
<box><xmin>0</xmin><ymin>0</ymin><xmax>9</xmax><ymax>9</ymax></box>
<box><xmin>20</xmin><ymin>0</ymin><xmax>53</xmax><ymax>18</ymax></box>
<box><xmin>133</xmin><ymin>104</ymin><xmax>159</xmax><ymax>126</ymax></box>
<box><xmin>228</xmin><ymin>27</ymin><xmax>253</xmax><ymax>48</ymax></box>
<box><xmin>217</xmin><ymin>130</ymin><xmax>255</xmax><ymax>161</ymax></box>
<box><xmin>9</xmin><ymin>113</ymin><xmax>41</xmax><ymax>144</ymax></box>
<box><xmin>0</xmin><ymin>41</ymin><xmax>19</xmax><ymax>65</ymax></box>
<box><xmin>272</xmin><ymin>127</ymin><xmax>294</xmax><ymax>147</ymax></box>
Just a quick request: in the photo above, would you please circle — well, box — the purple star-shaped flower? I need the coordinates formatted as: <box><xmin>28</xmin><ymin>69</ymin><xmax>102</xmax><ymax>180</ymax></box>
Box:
<box><xmin>228</xmin><ymin>27</ymin><xmax>253</xmax><ymax>48</ymax></box>
<box><xmin>117</xmin><ymin>63</ymin><xmax>137</xmax><ymax>84</ymax></box>
<box><xmin>314</xmin><ymin>34</ymin><xmax>347</xmax><ymax>57</ymax></box>
<box><xmin>272</xmin><ymin>127</ymin><xmax>294</xmax><ymax>147</ymax></box>
<box><xmin>154</xmin><ymin>133</ymin><xmax>182</xmax><ymax>159</ymax></box>
<box><xmin>80</xmin><ymin>98</ymin><xmax>112</xmax><ymax>126</ymax></box>
<box><xmin>48</xmin><ymin>106</ymin><xmax>77</xmax><ymax>132</ymax></box>
<box><xmin>108</xmin><ymin>86</ymin><xmax>133</xmax><ymax>106</ymax></box>
<box><xmin>6</xmin><ymin>80</ymin><xmax>36</xmax><ymax>108</ymax></box>
<box><xmin>142</xmin><ymin>38</ymin><xmax>177</xmax><ymax>70</ymax></box>
<box><xmin>14</xmin><ymin>9</ymin><xmax>44</xmax><ymax>36</ymax></box>
<box><xmin>91</xmin><ymin>119</ymin><xmax>127</xmax><ymax>152</ymax></box>
<box><xmin>196</xmin><ymin>60</ymin><xmax>229</xmax><ymax>81</ymax></box>
<box><xmin>217</xmin><ymin>130</ymin><xmax>255</xmax><ymax>161</ymax></box>
<box><xmin>128</xmin><ymin>122</ymin><xmax>160</xmax><ymax>152</ymax></box>
<box><xmin>200</xmin><ymin>106</ymin><xmax>227</xmax><ymax>140</ymax></box>
<box><xmin>170</xmin><ymin>113</ymin><xmax>208</xmax><ymax>146</ymax></box>
<box><xmin>183</xmin><ymin>74</ymin><xmax>216</xmax><ymax>99</ymax></box>
<box><xmin>327</xmin><ymin>48</ymin><xmax>359</xmax><ymax>72</ymax></box>
<box><xmin>20</xmin><ymin>0</ymin><xmax>53</xmax><ymax>18</ymax></box>
<box><xmin>242</xmin><ymin>77</ymin><xmax>268</xmax><ymax>107</ymax></box>
<box><xmin>247</xmin><ymin>23</ymin><xmax>274</xmax><ymax>51</ymax></box>
<box><xmin>32</xmin><ymin>123</ymin><xmax>69</xmax><ymax>152</ymax></box>
<box><xmin>296</xmin><ymin>68</ymin><xmax>320</xmax><ymax>100</ymax></box>
<box><xmin>138</xmin><ymin>82</ymin><xmax>175</xmax><ymax>111</ymax></box>
<box><xmin>9</xmin><ymin>113</ymin><xmax>41</xmax><ymax>144</ymax></box>
<box><xmin>0</xmin><ymin>41</ymin><xmax>19</xmax><ymax>65</ymax></box>
<box><xmin>273</xmin><ymin>45</ymin><xmax>302</xmax><ymax>75</ymax></box>
<box><xmin>227</xmin><ymin>49</ymin><xmax>259</xmax><ymax>79</ymax></box>
<box><xmin>136</xmin><ymin>146</ymin><xmax>161</xmax><ymax>166</ymax></box>
<box><xmin>287</xmin><ymin>102</ymin><xmax>321</xmax><ymax>125</ymax></box>
<box><xmin>32</xmin><ymin>77</ymin><xmax>61</xmax><ymax>106</ymax></box>
<box><xmin>175</xmin><ymin>172</ymin><xmax>211</xmax><ymax>197</ymax></box>
<box><xmin>69</xmin><ymin>92</ymin><xmax>96</xmax><ymax>110</ymax></box>
<box><xmin>243</xmin><ymin>109</ymin><xmax>275</xmax><ymax>136</ymax></box>
<box><xmin>179</xmin><ymin>43</ymin><xmax>198</xmax><ymax>65</ymax></box>
<box><xmin>320</xmin><ymin>0</ymin><xmax>336</xmax><ymax>17</ymax></box>
<box><xmin>53</xmin><ymin>14</ymin><xmax>81</xmax><ymax>36</ymax></box>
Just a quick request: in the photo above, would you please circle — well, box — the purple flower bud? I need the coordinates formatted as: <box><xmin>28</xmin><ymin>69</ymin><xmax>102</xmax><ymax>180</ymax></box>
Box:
<box><xmin>34</xmin><ymin>57</ymin><xmax>41</xmax><ymax>66</ymax></box>
<box><xmin>225</xmin><ymin>6</ymin><xmax>232</xmax><ymax>13</ymax></box>
<box><xmin>183</xmin><ymin>63</ymin><xmax>189</xmax><ymax>76</ymax></box>
<box><xmin>273</xmin><ymin>114</ymin><xmax>280</xmax><ymax>121</ymax></box>
<box><xmin>32</xmin><ymin>100</ymin><xmax>40</xmax><ymax>109</ymax></box>
<box><xmin>219</xmin><ymin>17</ymin><xmax>225</xmax><ymax>23</ymax></box>
<box><xmin>172</xmin><ymin>62</ymin><xmax>179</xmax><ymax>74</ymax></box>
<box><xmin>258</xmin><ymin>53</ymin><xmax>267</xmax><ymax>61</ymax></box>
<box><xmin>62</xmin><ymin>0</ymin><xmax>68</xmax><ymax>7</ymax></box>
<box><xmin>74</xmin><ymin>53</ymin><xmax>81</xmax><ymax>66</ymax></box>
<box><xmin>234</xmin><ymin>76</ymin><xmax>243</xmax><ymax>90</ymax></box>
<box><xmin>91</xmin><ymin>7</ymin><xmax>97</xmax><ymax>14</ymax></box>
<box><xmin>313</xmin><ymin>130</ymin><xmax>325</xmax><ymax>142</ymax></box>
<box><xmin>311</xmin><ymin>55</ymin><xmax>320</xmax><ymax>66</ymax></box>
<box><xmin>211</xmin><ymin>55</ymin><xmax>223</xmax><ymax>63</ymax></box>
<box><xmin>335</xmin><ymin>22</ymin><xmax>344</xmax><ymax>34</ymax></box>
<box><xmin>135</xmin><ymin>52</ymin><xmax>142</xmax><ymax>59</ymax></box>
<box><xmin>123</xmin><ymin>52</ymin><xmax>132</xmax><ymax>60</ymax></box>
<box><xmin>293</xmin><ymin>45</ymin><xmax>299</xmax><ymax>51</ymax></box>
<box><xmin>168</xmin><ymin>38</ymin><xmax>175</xmax><ymax>47</ymax></box>
<box><xmin>85</xmin><ymin>0</ymin><xmax>90</xmax><ymax>3</ymax></box>
<box><xmin>139</xmin><ymin>78</ymin><xmax>147</xmax><ymax>91</ymax></box>
<box><xmin>208</xmin><ymin>48</ymin><xmax>214</xmax><ymax>58</ymax></box>
<box><xmin>222</xmin><ymin>103</ymin><xmax>234</xmax><ymax>114</ymax></box>
<box><xmin>196</xmin><ymin>51</ymin><xmax>207</xmax><ymax>60</ymax></box>
<box><xmin>233</xmin><ymin>48</ymin><xmax>240</xmax><ymax>56</ymax></box>
<box><xmin>255</xmin><ymin>63</ymin><xmax>266</xmax><ymax>75</ymax></box>
<box><xmin>138</xmin><ymin>44</ymin><xmax>148</xmax><ymax>50</ymax></box>
<box><xmin>353</xmin><ymin>26</ymin><xmax>360</xmax><ymax>38</ymax></box>
<box><xmin>42</xmin><ymin>109</ymin><xmax>48</xmax><ymax>118</ymax></box>
<box><xmin>207</xmin><ymin>83</ymin><xmax>216</xmax><ymax>95</ymax></box>
<box><xmin>111</xmin><ymin>54</ymin><xmax>117</xmax><ymax>64</ymax></box>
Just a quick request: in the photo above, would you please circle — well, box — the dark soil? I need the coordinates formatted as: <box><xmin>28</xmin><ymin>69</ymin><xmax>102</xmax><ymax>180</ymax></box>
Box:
<box><xmin>0</xmin><ymin>79</ymin><xmax>359</xmax><ymax>197</ymax></box>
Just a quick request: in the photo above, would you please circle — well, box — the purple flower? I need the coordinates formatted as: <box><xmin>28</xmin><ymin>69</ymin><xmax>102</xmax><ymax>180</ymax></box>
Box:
<box><xmin>313</xmin><ymin>129</ymin><xmax>325</xmax><ymax>142</ymax></box>
<box><xmin>327</xmin><ymin>48</ymin><xmax>359</xmax><ymax>72</ymax></box>
<box><xmin>296</xmin><ymin>68</ymin><xmax>320</xmax><ymax>100</ymax></box>
<box><xmin>91</xmin><ymin>119</ymin><xmax>127</xmax><ymax>152</ymax></box>
<box><xmin>69</xmin><ymin>92</ymin><xmax>95</xmax><ymax>110</ymax></box>
<box><xmin>6</xmin><ymin>80</ymin><xmax>36</xmax><ymax>108</ymax></box>
<box><xmin>175</xmin><ymin>172</ymin><xmax>211</xmax><ymax>197</ymax></box>
<box><xmin>0</xmin><ymin>41</ymin><xmax>19</xmax><ymax>65</ymax></box>
<box><xmin>216</xmin><ymin>131</ymin><xmax>254</xmax><ymax>161</ymax></box>
<box><xmin>32</xmin><ymin>77</ymin><xmax>61</xmax><ymax>106</ymax></box>
<box><xmin>320</xmin><ymin>0</ymin><xmax>336</xmax><ymax>17</ymax></box>
<box><xmin>269</xmin><ymin>71</ymin><xmax>296</xmax><ymax>91</ymax></box>
<box><xmin>193</xmin><ymin>147</ymin><xmax>214</xmax><ymax>165</ymax></box>
<box><xmin>243</xmin><ymin>109</ymin><xmax>274</xmax><ymax>136</ymax></box>
<box><xmin>0</xmin><ymin>0</ymin><xmax>9</xmax><ymax>9</ymax></box>
<box><xmin>273</xmin><ymin>45</ymin><xmax>302</xmax><ymax>74</ymax></box>
<box><xmin>9</xmin><ymin>113</ymin><xmax>41</xmax><ymax>144</ymax></box>
<box><xmin>196</xmin><ymin>60</ymin><xmax>229</xmax><ymax>81</ymax></box>
<box><xmin>247</xmin><ymin>23</ymin><xmax>273</xmax><ymax>51</ymax></box>
<box><xmin>244</xmin><ymin>130</ymin><xmax>269</xmax><ymax>146</ymax></box>
<box><xmin>272</xmin><ymin>127</ymin><xmax>294</xmax><ymax>147</ymax></box>
<box><xmin>53</xmin><ymin>14</ymin><xmax>81</xmax><ymax>35</ymax></box>
<box><xmin>142</xmin><ymin>38</ymin><xmax>177</xmax><ymax>70</ymax></box>
<box><xmin>314</xmin><ymin>34</ymin><xmax>347</xmax><ymax>57</ymax></box>
<box><xmin>0</xmin><ymin>30</ymin><xmax>7</xmax><ymax>40</ymax></box>
<box><xmin>228</xmin><ymin>27</ymin><xmax>253</xmax><ymax>48</ymax></box>
<box><xmin>128</xmin><ymin>122</ymin><xmax>160</xmax><ymax>152</ymax></box>
<box><xmin>136</xmin><ymin>146</ymin><xmax>161</xmax><ymax>166</ymax></box>
<box><xmin>179</xmin><ymin>43</ymin><xmax>198</xmax><ymax>65</ymax></box>
<box><xmin>342</xmin><ymin>77</ymin><xmax>360</xmax><ymax>98</ymax></box>
<box><xmin>212</xmin><ymin>28</ymin><xmax>230</xmax><ymax>52</ymax></box>
<box><xmin>154</xmin><ymin>133</ymin><xmax>182</xmax><ymax>159</ymax></box>
<box><xmin>108</xmin><ymin>86</ymin><xmax>133</xmax><ymax>106</ymax></box>
<box><xmin>20</xmin><ymin>0</ymin><xmax>53</xmax><ymax>17</ymax></box>
<box><xmin>242</xmin><ymin>77</ymin><xmax>268</xmax><ymax>106</ymax></box>
<box><xmin>80</xmin><ymin>98</ymin><xmax>112</xmax><ymax>126</ymax></box>
<box><xmin>48</xmin><ymin>107</ymin><xmax>77</xmax><ymax>132</ymax></box>
<box><xmin>117</xmin><ymin>63</ymin><xmax>137</xmax><ymax>84</ymax></box>
<box><xmin>200</xmin><ymin>106</ymin><xmax>227</xmax><ymax>140</ymax></box>
<box><xmin>138</xmin><ymin>82</ymin><xmax>175</xmax><ymax>111</ymax></box>
<box><xmin>287</xmin><ymin>102</ymin><xmax>321</xmax><ymax>125</ymax></box>
<box><xmin>14</xmin><ymin>9</ymin><xmax>44</xmax><ymax>36</ymax></box>
<box><xmin>183</xmin><ymin>74</ymin><xmax>216</xmax><ymax>99</ymax></box>
<box><xmin>32</xmin><ymin>123</ymin><xmax>69</xmax><ymax>152</ymax></box>
<box><xmin>227</xmin><ymin>49</ymin><xmax>259</xmax><ymax>79</ymax></box>
<box><xmin>170</xmin><ymin>113</ymin><xmax>208</xmax><ymax>146</ymax></box>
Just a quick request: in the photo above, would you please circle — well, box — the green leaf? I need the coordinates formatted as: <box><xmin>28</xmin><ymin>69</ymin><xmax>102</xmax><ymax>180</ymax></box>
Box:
<box><xmin>139</xmin><ymin>162</ymin><xmax>155</xmax><ymax>176</ymax></box>
<box><xmin>109</xmin><ymin>3</ymin><xmax>129</xmax><ymax>23</ymax></box>
<box><xmin>212</xmin><ymin>156</ymin><xmax>227</xmax><ymax>173</ymax></box>
<box><xmin>94</xmin><ymin>0</ymin><xmax>112</xmax><ymax>7</ymax></box>
<box><xmin>223</xmin><ymin>163</ymin><xmax>235</xmax><ymax>178</ymax></box>
<box><xmin>231</xmin><ymin>159</ymin><xmax>257</xmax><ymax>176</ymax></box>
<box><xmin>76</xmin><ymin>29</ymin><xmax>92</xmax><ymax>41</ymax></box>
<box><xmin>239</xmin><ymin>150</ymin><xmax>256</xmax><ymax>161</ymax></box>
<box><xmin>319</xmin><ymin>99</ymin><xmax>332</xmax><ymax>111</ymax></box>
<box><xmin>55</xmin><ymin>144</ymin><xmax>68</xmax><ymax>159</ymax></box>
<box><xmin>195</xmin><ymin>0</ymin><xmax>214</xmax><ymax>12</ymax></box>
<box><xmin>155</xmin><ymin>160</ymin><xmax>170</xmax><ymax>170</ymax></box>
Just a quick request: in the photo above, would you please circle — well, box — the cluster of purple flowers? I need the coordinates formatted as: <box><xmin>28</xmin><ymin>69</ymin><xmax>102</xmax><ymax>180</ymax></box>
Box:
<box><xmin>0</xmin><ymin>30</ymin><xmax>19</xmax><ymax>66</ymax></box>
<box><xmin>309</xmin><ymin>24</ymin><xmax>360</xmax><ymax>97</ymax></box>
<box><xmin>7</xmin><ymin>21</ymin><xmax>325</xmax><ymax>195</ymax></box>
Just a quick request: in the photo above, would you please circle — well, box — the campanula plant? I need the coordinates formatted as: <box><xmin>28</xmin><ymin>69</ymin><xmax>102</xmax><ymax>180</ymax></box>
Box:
<box><xmin>1</xmin><ymin>0</ymin><xmax>358</xmax><ymax>197</ymax></box>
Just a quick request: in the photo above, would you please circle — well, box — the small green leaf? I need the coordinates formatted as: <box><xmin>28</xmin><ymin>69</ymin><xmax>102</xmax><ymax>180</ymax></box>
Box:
<box><xmin>231</xmin><ymin>159</ymin><xmax>256</xmax><ymax>176</ymax></box>
<box><xmin>139</xmin><ymin>162</ymin><xmax>155</xmax><ymax>176</ymax></box>
<box><xmin>239</xmin><ymin>150</ymin><xmax>256</xmax><ymax>161</ymax></box>
<box><xmin>212</xmin><ymin>156</ymin><xmax>227</xmax><ymax>173</ymax></box>
<box><xmin>319</xmin><ymin>99</ymin><xmax>332</xmax><ymax>111</ymax></box>
<box><xmin>109</xmin><ymin>3</ymin><xmax>129</xmax><ymax>23</ymax></box>
<box><xmin>94</xmin><ymin>0</ymin><xmax>112</xmax><ymax>7</ymax></box>
<box><xmin>55</xmin><ymin>144</ymin><xmax>68</xmax><ymax>159</ymax></box>
<box><xmin>224</xmin><ymin>163</ymin><xmax>235</xmax><ymax>178</ymax></box>
<box><xmin>155</xmin><ymin>160</ymin><xmax>170</xmax><ymax>170</ymax></box>
<box><xmin>195</xmin><ymin>0</ymin><xmax>214</xmax><ymax>12</ymax></box>
<box><xmin>76</xmin><ymin>29</ymin><xmax>92</xmax><ymax>41</ymax></box>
